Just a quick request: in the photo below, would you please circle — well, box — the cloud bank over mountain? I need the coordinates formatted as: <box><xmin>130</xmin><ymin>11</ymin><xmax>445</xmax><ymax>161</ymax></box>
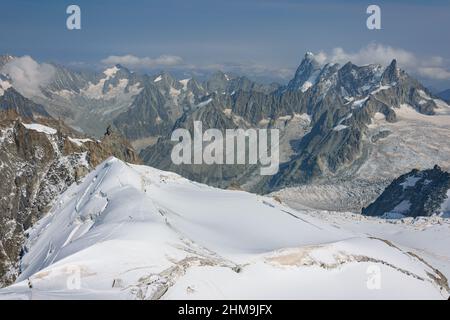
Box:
<box><xmin>98</xmin><ymin>44</ymin><xmax>450</xmax><ymax>85</ymax></box>
<box><xmin>1</xmin><ymin>56</ymin><xmax>55</xmax><ymax>98</ymax></box>
<box><xmin>101</xmin><ymin>54</ymin><xmax>184</xmax><ymax>69</ymax></box>
<box><xmin>318</xmin><ymin>43</ymin><xmax>450</xmax><ymax>81</ymax></box>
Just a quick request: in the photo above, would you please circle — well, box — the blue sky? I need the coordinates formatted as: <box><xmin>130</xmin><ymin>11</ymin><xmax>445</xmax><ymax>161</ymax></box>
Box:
<box><xmin>1</xmin><ymin>0</ymin><xmax>450</xmax><ymax>89</ymax></box>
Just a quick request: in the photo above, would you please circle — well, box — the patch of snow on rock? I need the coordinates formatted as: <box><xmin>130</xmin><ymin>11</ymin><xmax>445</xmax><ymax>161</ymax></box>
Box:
<box><xmin>22</xmin><ymin>123</ymin><xmax>57</xmax><ymax>135</ymax></box>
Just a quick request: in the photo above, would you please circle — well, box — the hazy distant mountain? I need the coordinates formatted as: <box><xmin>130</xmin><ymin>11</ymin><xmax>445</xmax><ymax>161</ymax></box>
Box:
<box><xmin>437</xmin><ymin>89</ymin><xmax>450</xmax><ymax>102</ymax></box>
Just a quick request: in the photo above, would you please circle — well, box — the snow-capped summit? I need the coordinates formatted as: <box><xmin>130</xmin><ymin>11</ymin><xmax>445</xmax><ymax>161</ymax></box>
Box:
<box><xmin>304</xmin><ymin>51</ymin><xmax>316</xmax><ymax>60</ymax></box>
<box><xmin>103</xmin><ymin>65</ymin><xmax>120</xmax><ymax>78</ymax></box>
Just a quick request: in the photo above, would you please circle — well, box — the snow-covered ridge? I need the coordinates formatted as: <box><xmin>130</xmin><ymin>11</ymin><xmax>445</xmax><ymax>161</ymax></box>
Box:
<box><xmin>0</xmin><ymin>158</ymin><xmax>448</xmax><ymax>299</ymax></box>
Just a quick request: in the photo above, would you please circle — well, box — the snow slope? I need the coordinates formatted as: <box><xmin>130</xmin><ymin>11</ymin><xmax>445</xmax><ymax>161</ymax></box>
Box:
<box><xmin>289</xmin><ymin>209</ymin><xmax>450</xmax><ymax>286</ymax></box>
<box><xmin>0</xmin><ymin>158</ymin><xmax>448</xmax><ymax>299</ymax></box>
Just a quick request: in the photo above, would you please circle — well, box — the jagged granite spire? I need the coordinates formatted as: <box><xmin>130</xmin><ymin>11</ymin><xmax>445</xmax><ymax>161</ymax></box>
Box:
<box><xmin>381</xmin><ymin>59</ymin><xmax>400</xmax><ymax>85</ymax></box>
<box><xmin>287</xmin><ymin>52</ymin><xmax>322</xmax><ymax>92</ymax></box>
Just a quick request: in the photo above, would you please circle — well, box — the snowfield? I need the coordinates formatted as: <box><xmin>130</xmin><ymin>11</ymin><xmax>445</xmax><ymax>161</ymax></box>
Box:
<box><xmin>0</xmin><ymin>158</ymin><xmax>448</xmax><ymax>300</ymax></box>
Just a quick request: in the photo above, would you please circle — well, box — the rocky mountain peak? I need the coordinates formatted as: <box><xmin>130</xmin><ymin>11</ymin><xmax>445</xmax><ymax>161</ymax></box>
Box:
<box><xmin>0</xmin><ymin>87</ymin><xmax>50</xmax><ymax>119</ymax></box>
<box><xmin>381</xmin><ymin>59</ymin><xmax>400</xmax><ymax>84</ymax></box>
<box><xmin>112</xmin><ymin>64</ymin><xmax>132</xmax><ymax>77</ymax></box>
<box><xmin>205</xmin><ymin>71</ymin><xmax>232</xmax><ymax>93</ymax></box>
<box><xmin>152</xmin><ymin>71</ymin><xmax>180</xmax><ymax>90</ymax></box>
<box><xmin>287</xmin><ymin>52</ymin><xmax>322</xmax><ymax>92</ymax></box>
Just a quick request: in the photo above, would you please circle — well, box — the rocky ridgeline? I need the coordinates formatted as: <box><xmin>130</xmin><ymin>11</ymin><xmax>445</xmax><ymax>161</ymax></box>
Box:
<box><xmin>4</xmin><ymin>53</ymin><xmax>446</xmax><ymax>192</ymax></box>
<box><xmin>142</xmin><ymin>54</ymin><xmax>446</xmax><ymax>192</ymax></box>
<box><xmin>0</xmin><ymin>109</ymin><xmax>140</xmax><ymax>286</ymax></box>
<box><xmin>362</xmin><ymin>165</ymin><xmax>450</xmax><ymax>218</ymax></box>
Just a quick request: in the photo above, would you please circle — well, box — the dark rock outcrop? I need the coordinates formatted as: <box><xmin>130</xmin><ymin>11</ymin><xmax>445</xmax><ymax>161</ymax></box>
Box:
<box><xmin>362</xmin><ymin>165</ymin><xmax>450</xmax><ymax>217</ymax></box>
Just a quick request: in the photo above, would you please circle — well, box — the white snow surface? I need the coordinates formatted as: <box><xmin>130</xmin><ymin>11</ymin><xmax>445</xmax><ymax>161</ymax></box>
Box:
<box><xmin>67</xmin><ymin>137</ymin><xmax>94</xmax><ymax>147</ymax></box>
<box><xmin>196</xmin><ymin>98</ymin><xmax>213</xmax><ymax>108</ymax></box>
<box><xmin>0</xmin><ymin>158</ymin><xmax>448</xmax><ymax>300</ymax></box>
<box><xmin>22</xmin><ymin>123</ymin><xmax>57</xmax><ymax>135</ymax></box>
<box><xmin>358</xmin><ymin>104</ymin><xmax>450</xmax><ymax>182</ymax></box>
<box><xmin>391</xmin><ymin>200</ymin><xmax>412</xmax><ymax>214</ymax></box>
<box><xmin>179</xmin><ymin>79</ymin><xmax>190</xmax><ymax>90</ymax></box>
<box><xmin>400</xmin><ymin>176</ymin><xmax>421</xmax><ymax>189</ymax></box>
<box><xmin>103</xmin><ymin>66</ymin><xmax>119</xmax><ymax>78</ymax></box>
<box><xmin>333</xmin><ymin>124</ymin><xmax>349</xmax><ymax>131</ymax></box>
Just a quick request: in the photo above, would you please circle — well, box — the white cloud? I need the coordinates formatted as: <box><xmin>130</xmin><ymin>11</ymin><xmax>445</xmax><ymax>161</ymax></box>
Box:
<box><xmin>317</xmin><ymin>43</ymin><xmax>450</xmax><ymax>80</ymax></box>
<box><xmin>1</xmin><ymin>56</ymin><xmax>56</xmax><ymax>98</ymax></box>
<box><xmin>101</xmin><ymin>54</ymin><xmax>183</xmax><ymax>69</ymax></box>
<box><xmin>417</xmin><ymin>67</ymin><xmax>450</xmax><ymax>80</ymax></box>
<box><xmin>314</xmin><ymin>51</ymin><xmax>328</xmax><ymax>65</ymax></box>
<box><xmin>200</xmin><ymin>62</ymin><xmax>293</xmax><ymax>80</ymax></box>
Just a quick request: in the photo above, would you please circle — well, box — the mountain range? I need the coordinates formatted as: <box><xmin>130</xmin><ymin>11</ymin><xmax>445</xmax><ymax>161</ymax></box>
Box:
<box><xmin>1</xmin><ymin>52</ymin><xmax>450</xmax><ymax>298</ymax></box>
<box><xmin>2</xmin><ymin>53</ymin><xmax>450</xmax><ymax>204</ymax></box>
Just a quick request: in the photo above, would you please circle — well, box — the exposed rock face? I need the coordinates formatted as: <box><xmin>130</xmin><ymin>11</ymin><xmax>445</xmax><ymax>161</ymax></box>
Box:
<box><xmin>362</xmin><ymin>165</ymin><xmax>450</xmax><ymax>218</ymax></box>
<box><xmin>286</xmin><ymin>52</ymin><xmax>322</xmax><ymax>92</ymax></box>
<box><xmin>0</xmin><ymin>110</ymin><xmax>140</xmax><ymax>287</ymax></box>
<box><xmin>113</xmin><ymin>84</ymin><xmax>173</xmax><ymax>141</ymax></box>
<box><xmin>141</xmin><ymin>55</ymin><xmax>448</xmax><ymax>193</ymax></box>
<box><xmin>0</xmin><ymin>85</ymin><xmax>50</xmax><ymax>119</ymax></box>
